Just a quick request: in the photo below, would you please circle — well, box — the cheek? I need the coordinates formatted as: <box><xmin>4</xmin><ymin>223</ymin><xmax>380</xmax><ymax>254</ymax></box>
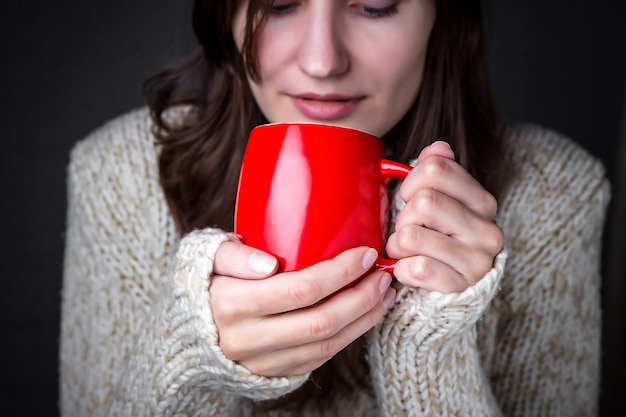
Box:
<box><xmin>247</xmin><ymin>81</ymin><xmax>274</xmax><ymax>122</ymax></box>
<box><xmin>363</xmin><ymin>40</ymin><xmax>427</xmax><ymax>136</ymax></box>
<box><xmin>254</xmin><ymin>21</ymin><xmax>297</xmax><ymax>81</ymax></box>
<box><xmin>256</xmin><ymin>37</ymin><xmax>279</xmax><ymax>76</ymax></box>
<box><xmin>395</xmin><ymin>54</ymin><xmax>426</xmax><ymax>102</ymax></box>
<box><xmin>394</xmin><ymin>23</ymin><xmax>431</xmax><ymax>89</ymax></box>
<box><xmin>380</xmin><ymin>43</ymin><xmax>428</xmax><ymax>116</ymax></box>
<box><xmin>385</xmin><ymin>8</ymin><xmax>434</xmax><ymax>102</ymax></box>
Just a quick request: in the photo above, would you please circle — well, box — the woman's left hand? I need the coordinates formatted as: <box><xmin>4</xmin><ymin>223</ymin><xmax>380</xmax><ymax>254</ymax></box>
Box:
<box><xmin>385</xmin><ymin>141</ymin><xmax>504</xmax><ymax>293</ymax></box>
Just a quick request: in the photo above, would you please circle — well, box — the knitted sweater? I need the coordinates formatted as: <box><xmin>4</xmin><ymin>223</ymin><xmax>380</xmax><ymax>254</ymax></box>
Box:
<box><xmin>60</xmin><ymin>107</ymin><xmax>610</xmax><ymax>416</ymax></box>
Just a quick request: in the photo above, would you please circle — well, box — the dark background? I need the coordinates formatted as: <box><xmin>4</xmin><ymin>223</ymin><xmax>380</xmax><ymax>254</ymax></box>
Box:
<box><xmin>1</xmin><ymin>1</ymin><xmax>625</xmax><ymax>416</ymax></box>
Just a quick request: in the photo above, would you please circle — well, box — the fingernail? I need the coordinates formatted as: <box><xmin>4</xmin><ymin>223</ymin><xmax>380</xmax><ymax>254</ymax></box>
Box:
<box><xmin>383</xmin><ymin>287</ymin><xmax>396</xmax><ymax>309</ymax></box>
<box><xmin>362</xmin><ymin>248</ymin><xmax>378</xmax><ymax>269</ymax></box>
<box><xmin>431</xmin><ymin>140</ymin><xmax>451</xmax><ymax>147</ymax></box>
<box><xmin>379</xmin><ymin>273</ymin><xmax>392</xmax><ymax>294</ymax></box>
<box><xmin>248</xmin><ymin>252</ymin><xmax>277</xmax><ymax>275</ymax></box>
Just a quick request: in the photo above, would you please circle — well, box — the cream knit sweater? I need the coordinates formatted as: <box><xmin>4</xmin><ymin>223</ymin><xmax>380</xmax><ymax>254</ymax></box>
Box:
<box><xmin>60</xmin><ymin>107</ymin><xmax>610</xmax><ymax>416</ymax></box>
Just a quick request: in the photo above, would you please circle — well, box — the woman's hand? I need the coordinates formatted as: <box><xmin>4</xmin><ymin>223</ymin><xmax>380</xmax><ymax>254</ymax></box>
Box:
<box><xmin>209</xmin><ymin>243</ymin><xmax>395</xmax><ymax>377</ymax></box>
<box><xmin>386</xmin><ymin>141</ymin><xmax>503</xmax><ymax>293</ymax></box>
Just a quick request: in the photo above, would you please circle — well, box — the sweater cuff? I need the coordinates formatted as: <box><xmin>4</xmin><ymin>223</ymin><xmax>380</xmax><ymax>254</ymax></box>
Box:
<box><xmin>387</xmin><ymin>250</ymin><xmax>506</xmax><ymax>341</ymax></box>
<box><xmin>172</xmin><ymin>228</ymin><xmax>309</xmax><ymax>400</ymax></box>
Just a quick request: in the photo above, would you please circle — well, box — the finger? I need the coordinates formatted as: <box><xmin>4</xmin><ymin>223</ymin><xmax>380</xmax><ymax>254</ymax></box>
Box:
<box><xmin>396</xmin><ymin>188</ymin><xmax>502</xmax><ymax>251</ymax></box>
<box><xmin>416</xmin><ymin>140</ymin><xmax>455</xmax><ymax>164</ymax></box>
<box><xmin>386</xmin><ymin>223</ymin><xmax>498</xmax><ymax>283</ymax></box>
<box><xmin>220</xmin><ymin>270</ymin><xmax>392</xmax><ymax>361</ymax></box>
<box><xmin>393</xmin><ymin>255</ymin><xmax>470</xmax><ymax>293</ymax></box>
<box><xmin>213</xmin><ymin>240</ymin><xmax>278</xmax><ymax>279</ymax></box>
<box><xmin>239</xmin><ymin>286</ymin><xmax>397</xmax><ymax>377</ymax></box>
<box><xmin>387</xmin><ymin>222</ymin><xmax>460</xmax><ymax>260</ymax></box>
<box><xmin>213</xmin><ymin>246</ymin><xmax>379</xmax><ymax>320</ymax></box>
<box><xmin>401</xmin><ymin>155</ymin><xmax>497</xmax><ymax>220</ymax></box>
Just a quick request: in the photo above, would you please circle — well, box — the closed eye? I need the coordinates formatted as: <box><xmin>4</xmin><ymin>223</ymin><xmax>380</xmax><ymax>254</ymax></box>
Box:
<box><xmin>270</xmin><ymin>1</ymin><xmax>299</xmax><ymax>15</ymax></box>
<box><xmin>356</xmin><ymin>3</ymin><xmax>399</xmax><ymax>18</ymax></box>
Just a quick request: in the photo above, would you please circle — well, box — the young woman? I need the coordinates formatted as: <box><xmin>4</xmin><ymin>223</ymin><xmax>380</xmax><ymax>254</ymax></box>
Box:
<box><xmin>59</xmin><ymin>0</ymin><xmax>611</xmax><ymax>416</ymax></box>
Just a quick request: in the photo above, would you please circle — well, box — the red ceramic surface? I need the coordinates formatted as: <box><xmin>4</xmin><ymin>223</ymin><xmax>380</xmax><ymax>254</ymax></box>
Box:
<box><xmin>234</xmin><ymin>123</ymin><xmax>411</xmax><ymax>272</ymax></box>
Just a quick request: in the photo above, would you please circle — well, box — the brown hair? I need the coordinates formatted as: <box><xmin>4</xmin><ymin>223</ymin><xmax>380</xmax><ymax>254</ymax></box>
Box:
<box><xmin>143</xmin><ymin>0</ymin><xmax>506</xmax><ymax>408</ymax></box>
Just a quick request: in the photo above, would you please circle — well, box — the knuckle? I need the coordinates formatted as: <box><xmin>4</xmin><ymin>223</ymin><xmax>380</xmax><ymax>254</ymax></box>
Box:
<box><xmin>220</xmin><ymin>335</ymin><xmax>246</xmax><ymax>361</ymax></box>
<box><xmin>221</xmin><ymin>342</ymin><xmax>237</xmax><ymax>359</ymax></box>
<box><xmin>491</xmin><ymin>226</ymin><xmax>505</xmax><ymax>253</ymax></box>
<box><xmin>319</xmin><ymin>337</ymin><xmax>339</xmax><ymax>360</ymax></box>
<box><xmin>210</xmin><ymin>293</ymin><xmax>237</xmax><ymax>325</ymax></box>
<box><xmin>241</xmin><ymin>358</ymin><xmax>271</xmax><ymax>376</ymax></box>
<box><xmin>473</xmin><ymin>192</ymin><xmax>498</xmax><ymax>220</ymax></box>
<box><xmin>334</xmin><ymin>261</ymin><xmax>353</xmax><ymax>282</ymax></box>
<box><xmin>422</xmin><ymin>155</ymin><xmax>449</xmax><ymax>178</ymax></box>
<box><xmin>468</xmin><ymin>250</ymin><xmax>495</xmax><ymax>282</ymax></box>
<box><xmin>482</xmin><ymin>223</ymin><xmax>504</xmax><ymax>254</ymax></box>
<box><xmin>397</xmin><ymin>225</ymin><xmax>421</xmax><ymax>250</ymax></box>
<box><xmin>287</xmin><ymin>277</ymin><xmax>321</xmax><ymax>306</ymax></box>
<box><xmin>309</xmin><ymin>313</ymin><xmax>338</xmax><ymax>340</ymax></box>
<box><xmin>211</xmin><ymin>302</ymin><xmax>230</xmax><ymax>325</ymax></box>
<box><xmin>484</xmin><ymin>193</ymin><xmax>498</xmax><ymax>218</ymax></box>
<box><xmin>411</xmin><ymin>188</ymin><xmax>438</xmax><ymax>214</ymax></box>
<box><xmin>399</xmin><ymin>184</ymin><xmax>411</xmax><ymax>204</ymax></box>
<box><xmin>328</xmin><ymin>255</ymin><xmax>360</xmax><ymax>286</ymax></box>
<box><xmin>410</xmin><ymin>256</ymin><xmax>432</xmax><ymax>280</ymax></box>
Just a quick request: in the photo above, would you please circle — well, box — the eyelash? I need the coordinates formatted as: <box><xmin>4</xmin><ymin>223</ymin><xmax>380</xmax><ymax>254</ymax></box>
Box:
<box><xmin>358</xmin><ymin>4</ymin><xmax>399</xmax><ymax>18</ymax></box>
<box><xmin>269</xmin><ymin>3</ymin><xmax>399</xmax><ymax>18</ymax></box>
<box><xmin>270</xmin><ymin>3</ymin><xmax>295</xmax><ymax>15</ymax></box>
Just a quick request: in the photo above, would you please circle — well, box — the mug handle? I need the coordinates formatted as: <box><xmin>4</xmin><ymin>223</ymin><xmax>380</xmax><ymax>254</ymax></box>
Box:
<box><xmin>375</xmin><ymin>159</ymin><xmax>413</xmax><ymax>273</ymax></box>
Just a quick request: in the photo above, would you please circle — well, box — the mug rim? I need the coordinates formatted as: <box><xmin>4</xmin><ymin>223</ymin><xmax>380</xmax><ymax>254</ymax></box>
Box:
<box><xmin>252</xmin><ymin>122</ymin><xmax>379</xmax><ymax>139</ymax></box>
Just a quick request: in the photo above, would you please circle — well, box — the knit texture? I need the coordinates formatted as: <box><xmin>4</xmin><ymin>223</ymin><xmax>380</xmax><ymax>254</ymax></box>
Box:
<box><xmin>60</xmin><ymin>108</ymin><xmax>610</xmax><ymax>416</ymax></box>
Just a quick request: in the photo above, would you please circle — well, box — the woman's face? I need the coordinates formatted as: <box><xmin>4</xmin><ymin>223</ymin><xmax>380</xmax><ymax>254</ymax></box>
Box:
<box><xmin>233</xmin><ymin>0</ymin><xmax>436</xmax><ymax>137</ymax></box>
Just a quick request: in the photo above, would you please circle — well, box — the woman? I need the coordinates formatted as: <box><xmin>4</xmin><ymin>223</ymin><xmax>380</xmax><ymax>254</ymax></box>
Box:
<box><xmin>59</xmin><ymin>0</ymin><xmax>611</xmax><ymax>416</ymax></box>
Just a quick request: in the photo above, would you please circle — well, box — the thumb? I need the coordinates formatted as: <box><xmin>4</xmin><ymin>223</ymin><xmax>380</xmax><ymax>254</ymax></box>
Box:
<box><xmin>417</xmin><ymin>140</ymin><xmax>455</xmax><ymax>163</ymax></box>
<box><xmin>214</xmin><ymin>240</ymin><xmax>278</xmax><ymax>279</ymax></box>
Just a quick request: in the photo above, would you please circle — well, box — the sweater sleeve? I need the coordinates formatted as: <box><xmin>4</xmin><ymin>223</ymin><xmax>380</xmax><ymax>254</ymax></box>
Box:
<box><xmin>475</xmin><ymin>126</ymin><xmax>611</xmax><ymax>416</ymax></box>
<box><xmin>59</xmin><ymin>110</ymin><xmax>307</xmax><ymax>417</ymax></box>
<box><xmin>367</xmin><ymin>251</ymin><xmax>507</xmax><ymax>417</ymax></box>
<box><xmin>483</xmin><ymin>181</ymin><xmax>608</xmax><ymax>416</ymax></box>
<box><xmin>105</xmin><ymin>229</ymin><xmax>309</xmax><ymax>415</ymax></box>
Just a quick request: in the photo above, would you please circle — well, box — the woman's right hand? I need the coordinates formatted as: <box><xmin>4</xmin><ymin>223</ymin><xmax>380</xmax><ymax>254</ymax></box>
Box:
<box><xmin>210</xmin><ymin>242</ymin><xmax>396</xmax><ymax>377</ymax></box>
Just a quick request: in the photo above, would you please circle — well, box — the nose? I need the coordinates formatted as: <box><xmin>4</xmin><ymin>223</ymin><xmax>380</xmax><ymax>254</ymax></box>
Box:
<box><xmin>297</xmin><ymin>9</ymin><xmax>350</xmax><ymax>78</ymax></box>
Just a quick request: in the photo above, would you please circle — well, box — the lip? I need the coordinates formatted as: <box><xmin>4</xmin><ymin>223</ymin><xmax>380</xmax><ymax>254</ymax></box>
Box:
<box><xmin>290</xmin><ymin>93</ymin><xmax>365</xmax><ymax>120</ymax></box>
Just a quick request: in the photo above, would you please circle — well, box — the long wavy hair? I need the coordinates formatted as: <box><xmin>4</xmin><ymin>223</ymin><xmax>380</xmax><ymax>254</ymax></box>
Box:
<box><xmin>144</xmin><ymin>0</ymin><xmax>506</xmax><ymax>408</ymax></box>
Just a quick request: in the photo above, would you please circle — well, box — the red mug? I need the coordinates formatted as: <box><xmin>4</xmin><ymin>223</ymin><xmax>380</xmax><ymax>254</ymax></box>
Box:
<box><xmin>234</xmin><ymin>123</ymin><xmax>412</xmax><ymax>273</ymax></box>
